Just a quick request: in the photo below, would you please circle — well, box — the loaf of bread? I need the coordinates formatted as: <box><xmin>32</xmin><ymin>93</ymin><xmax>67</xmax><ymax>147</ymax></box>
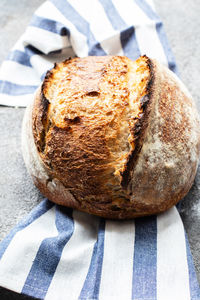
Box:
<box><xmin>22</xmin><ymin>55</ymin><xmax>200</xmax><ymax>219</ymax></box>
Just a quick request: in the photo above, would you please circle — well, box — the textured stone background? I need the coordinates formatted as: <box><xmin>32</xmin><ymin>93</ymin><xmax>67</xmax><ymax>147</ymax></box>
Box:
<box><xmin>0</xmin><ymin>0</ymin><xmax>199</xmax><ymax>298</ymax></box>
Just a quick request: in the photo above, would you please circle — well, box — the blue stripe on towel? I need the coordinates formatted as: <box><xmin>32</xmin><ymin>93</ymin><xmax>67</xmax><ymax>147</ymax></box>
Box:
<box><xmin>155</xmin><ymin>22</ymin><xmax>177</xmax><ymax>74</ymax></box>
<box><xmin>134</xmin><ymin>0</ymin><xmax>177</xmax><ymax>73</ymax></box>
<box><xmin>6</xmin><ymin>45</ymin><xmax>43</xmax><ymax>68</ymax></box>
<box><xmin>6</xmin><ymin>45</ymin><xmax>61</xmax><ymax>69</ymax></box>
<box><xmin>30</xmin><ymin>15</ymin><xmax>69</xmax><ymax>36</ymax></box>
<box><xmin>185</xmin><ymin>232</ymin><xmax>200</xmax><ymax>300</ymax></box>
<box><xmin>22</xmin><ymin>206</ymin><xmax>74</xmax><ymax>299</ymax></box>
<box><xmin>6</xmin><ymin>50</ymin><xmax>32</xmax><ymax>67</ymax></box>
<box><xmin>132</xmin><ymin>216</ymin><xmax>157</xmax><ymax>300</ymax></box>
<box><xmin>79</xmin><ymin>218</ymin><xmax>105</xmax><ymax>300</ymax></box>
<box><xmin>120</xmin><ymin>26</ymin><xmax>141</xmax><ymax>60</ymax></box>
<box><xmin>50</xmin><ymin>0</ymin><xmax>106</xmax><ymax>56</ymax></box>
<box><xmin>99</xmin><ymin>0</ymin><xmax>140</xmax><ymax>60</ymax></box>
<box><xmin>0</xmin><ymin>80</ymin><xmax>38</xmax><ymax>96</ymax></box>
<box><xmin>99</xmin><ymin>0</ymin><xmax>126</xmax><ymax>30</ymax></box>
<box><xmin>0</xmin><ymin>199</ymin><xmax>54</xmax><ymax>260</ymax></box>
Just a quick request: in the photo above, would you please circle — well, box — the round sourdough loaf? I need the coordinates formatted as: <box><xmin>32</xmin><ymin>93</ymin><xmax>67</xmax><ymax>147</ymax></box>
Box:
<box><xmin>22</xmin><ymin>55</ymin><xmax>200</xmax><ymax>219</ymax></box>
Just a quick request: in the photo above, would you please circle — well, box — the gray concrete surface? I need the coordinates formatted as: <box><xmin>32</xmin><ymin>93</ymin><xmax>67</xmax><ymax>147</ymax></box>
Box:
<box><xmin>0</xmin><ymin>0</ymin><xmax>199</xmax><ymax>299</ymax></box>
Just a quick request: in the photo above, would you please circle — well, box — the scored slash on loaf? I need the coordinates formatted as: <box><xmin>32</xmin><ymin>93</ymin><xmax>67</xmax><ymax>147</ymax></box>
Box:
<box><xmin>22</xmin><ymin>55</ymin><xmax>200</xmax><ymax>219</ymax></box>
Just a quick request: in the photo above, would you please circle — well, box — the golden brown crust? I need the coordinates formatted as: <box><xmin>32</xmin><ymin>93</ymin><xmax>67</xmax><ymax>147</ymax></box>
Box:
<box><xmin>120</xmin><ymin>57</ymin><xmax>155</xmax><ymax>189</ymax></box>
<box><xmin>22</xmin><ymin>55</ymin><xmax>200</xmax><ymax>219</ymax></box>
<box><xmin>32</xmin><ymin>56</ymin><xmax>151</xmax><ymax>208</ymax></box>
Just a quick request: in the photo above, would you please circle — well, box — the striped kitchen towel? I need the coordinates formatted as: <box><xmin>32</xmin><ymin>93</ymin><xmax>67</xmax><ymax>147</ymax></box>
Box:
<box><xmin>0</xmin><ymin>0</ymin><xmax>199</xmax><ymax>299</ymax></box>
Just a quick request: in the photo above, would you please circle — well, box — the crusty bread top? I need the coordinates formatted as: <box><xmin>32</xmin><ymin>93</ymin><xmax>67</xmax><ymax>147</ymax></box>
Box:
<box><xmin>30</xmin><ymin>55</ymin><xmax>200</xmax><ymax>218</ymax></box>
<box><xmin>32</xmin><ymin>56</ymin><xmax>152</xmax><ymax>207</ymax></box>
